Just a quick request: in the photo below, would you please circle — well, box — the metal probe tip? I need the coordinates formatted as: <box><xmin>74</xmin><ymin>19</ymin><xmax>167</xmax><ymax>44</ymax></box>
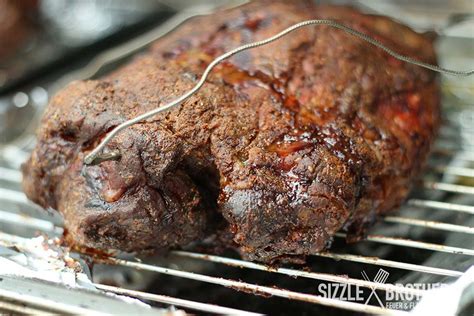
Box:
<box><xmin>84</xmin><ymin>151</ymin><xmax>121</xmax><ymax>166</ymax></box>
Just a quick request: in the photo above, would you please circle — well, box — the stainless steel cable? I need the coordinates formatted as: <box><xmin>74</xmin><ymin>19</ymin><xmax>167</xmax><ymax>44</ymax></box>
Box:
<box><xmin>83</xmin><ymin>19</ymin><xmax>474</xmax><ymax>165</ymax></box>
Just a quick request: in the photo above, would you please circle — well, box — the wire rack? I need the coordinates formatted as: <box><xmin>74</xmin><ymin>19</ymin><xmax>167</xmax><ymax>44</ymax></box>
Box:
<box><xmin>1</xmin><ymin>3</ymin><xmax>473</xmax><ymax>316</ymax></box>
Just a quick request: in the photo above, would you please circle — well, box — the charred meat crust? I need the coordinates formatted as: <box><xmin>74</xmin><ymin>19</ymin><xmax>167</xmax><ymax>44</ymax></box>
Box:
<box><xmin>22</xmin><ymin>1</ymin><xmax>440</xmax><ymax>262</ymax></box>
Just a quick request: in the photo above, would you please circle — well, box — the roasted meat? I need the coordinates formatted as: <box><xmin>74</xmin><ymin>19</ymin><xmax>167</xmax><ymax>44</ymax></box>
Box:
<box><xmin>22</xmin><ymin>1</ymin><xmax>440</xmax><ymax>262</ymax></box>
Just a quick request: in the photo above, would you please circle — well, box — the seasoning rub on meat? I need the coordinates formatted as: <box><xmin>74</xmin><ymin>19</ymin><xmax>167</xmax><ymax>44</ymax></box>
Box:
<box><xmin>22</xmin><ymin>0</ymin><xmax>440</xmax><ymax>262</ymax></box>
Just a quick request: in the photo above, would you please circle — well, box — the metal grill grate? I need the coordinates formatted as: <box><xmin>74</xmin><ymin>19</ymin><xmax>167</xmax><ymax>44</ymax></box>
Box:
<box><xmin>0</xmin><ymin>2</ymin><xmax>473</xmax><ymax>315</ymax></box>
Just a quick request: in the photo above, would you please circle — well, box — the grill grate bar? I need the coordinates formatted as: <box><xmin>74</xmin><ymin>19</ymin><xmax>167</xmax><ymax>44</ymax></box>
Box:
<box><xmin>0</xmin><ymin>167</ymin><xmax>22</xmax><ymax>183</ymax></box>
<box><xmin>335</xmin><ymin>233</ymin><xmax>474</xmax><ymax>255</ymax></box>
<box><xmin>172</xmin><ymin>250</ymin><xmax>462</xmax><ymax>278</ymax></box>
<box><xmin>167</xmin><ymin>251</ymin><xmax>426</xmax><ymax>296</ymax></box>
<box><xmin>0</xmin><ymin>209</ymin><xmax>62</xmax><ymax>234</ymax></box>
<box><xmin>407</xmin><ymin>199</ymin><xmax>474</xmax><ymax>214</ymax></box>
<box><xmin>313</xmin><ymin>252</ymin><xmax>463</xmax><ymax>277</ymax></box>
<box><xmin>383</xmin><ymin>216</ymin><xmax>474</xmax><ymax>234</ymax></box>
<box><xmin>423</xmin><ymin>181</ymin><xmax>474</xmax><ymax>195</ymax></box>
<box><xmin>0</xmin><ymin>231</ymin><xmax>25</xmax><ymax>245</ymax></box>
<box><xmin>0</xmin><ymin>188</ymin><xmax>30</xmax><ymax>204</ymax></box>
<box><xmin>0</xmin><ymin>287</ymin><xmax>107</xmax><ymax>316</ymax></box>
<box><xmin>94</xmin><ymin>283</ymin><xmax>263</xmax><ymax>316</ymax></box>
<box><xmin>0</xmin><ymin>300</ymin><xmax>52</xmax><ymax>315</ymax></box>
<box><xmin>101</xmin><ymin>257</ymin><xmax>410</xmax><ymax>315</ymax></box>
<box><xmin>0</xmin><ymin>188</ymin><xmax>46</xmax><ymax>212</ymax></box>
<box><xmin>429</xmin><ymin>165</ymin><xmax>474</xmax><ymax>178</ymax></box>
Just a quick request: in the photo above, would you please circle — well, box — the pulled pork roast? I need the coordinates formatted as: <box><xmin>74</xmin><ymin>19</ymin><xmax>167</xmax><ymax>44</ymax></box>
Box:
<box><xmin>22</xmin><ymin>1</ymin><xmax>440</xmax><ymax>262</ymax></box>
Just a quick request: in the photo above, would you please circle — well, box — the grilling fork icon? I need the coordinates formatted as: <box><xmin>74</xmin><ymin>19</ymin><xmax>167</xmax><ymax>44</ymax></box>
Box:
<box><xmin>361</xmin><ymin>269</ymin><xmax>389</xmax><ymax>308</ymax></box>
